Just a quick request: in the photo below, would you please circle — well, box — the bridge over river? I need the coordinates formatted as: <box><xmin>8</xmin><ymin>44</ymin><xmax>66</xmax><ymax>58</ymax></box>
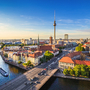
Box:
<box><xmin>0</xmin><ymin>66</ymin><xmax>58</xmax><ymax>90</ymax></box>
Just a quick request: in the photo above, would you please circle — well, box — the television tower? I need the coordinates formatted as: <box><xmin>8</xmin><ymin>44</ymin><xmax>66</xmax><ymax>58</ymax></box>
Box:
<box><xmin>53</xmin><ymin>11</ymin><xmax>56</xmax><ymax>44</ymax></box>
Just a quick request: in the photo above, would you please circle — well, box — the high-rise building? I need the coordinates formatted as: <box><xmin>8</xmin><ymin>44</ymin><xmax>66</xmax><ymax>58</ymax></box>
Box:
<box><xmin>53</xmin><ymin>11</ymin><xmax>56</xmax><ymax>44</ymax></box>
<box><xmin>64</xmin><ymin>34</ymin><xmax>68</xmax><ymax>40</ymax></box>
<box><xmin>49</xmin><ymin>36</ymin><xmax>53</xmax><ymax>44</ymax></box>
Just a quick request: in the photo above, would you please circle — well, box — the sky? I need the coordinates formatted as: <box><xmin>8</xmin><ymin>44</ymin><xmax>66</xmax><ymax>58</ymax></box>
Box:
<box><xmin>0</xmin><ymin>0</ymin><xmax>90</xmax><ymax>39</ymax></box>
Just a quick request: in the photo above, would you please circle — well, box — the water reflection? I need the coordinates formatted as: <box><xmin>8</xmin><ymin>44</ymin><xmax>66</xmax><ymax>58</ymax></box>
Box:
<box><xmin>40</xmin><ymin>77</ymin><xmax>90</xmax><ymax>90</ymax></box>
<box><xmin>8</xmin><ymin>65</ymin><xmax>19</xmax><ymax>74</ymax></box>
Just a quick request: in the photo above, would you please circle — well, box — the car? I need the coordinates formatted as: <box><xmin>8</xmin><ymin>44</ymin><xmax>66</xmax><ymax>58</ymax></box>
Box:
<box><xmin>44</xmin><ymin>73</ymin><xmax>47</xmax><ymax>76</ymax></box>
<box><xmin>29</xmin><ymin>81</ymin><xmax>33</xmax><ymax>84</ymax></box>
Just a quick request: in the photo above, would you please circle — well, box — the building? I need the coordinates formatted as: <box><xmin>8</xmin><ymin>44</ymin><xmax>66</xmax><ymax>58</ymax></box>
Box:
<box><xmin>14</xmin><ymin>42</ymin><xmax>21</xmax><ymax>44</ymax></box>
<box><xmin>58</xmin><ymin>57</ymin><xmax>75</xmax><ymax>69</ymax></box>
<box><xmin>64</xmin><ymin>34</ymin><xmax>68</xmax><ymax>40</ymax></box>
<box><xmin>12</xmin><ymin>50</ymin><xmax>43</xmax><ymax>66</ymax></box>
<box><xmin>21</xmin><ymin>39</ymin><xmax>26</xmax><ymax>44</ymax></box>
<box><xmin>26</xmin><ymin>51</ymin><xmax>43</xmax><ymax>66</ymax></box>
<box><xmin>52</xmin><ymin>44</ymin><xmax>63</xmax><ymax>49</ymax></box>
<box><xmin>38</xmin><ymin>45</ymin><xmax>53</xmax><ymax>52</ymax></box>
<box><xmin>39</xmin><ymin>41</ymin><xmax>45</xmax><ymax>45</ymax></box>
<box><xmin>58</xmin><ymin>51</ymin><xmax>90</xmax><ymax>69</ymax></box>
<box><xmin>74</xmin><ymin>60</ymin><xmax>90</xmax><ymax>65</ymax></box>
<box><xmin>49</xmin><ymin>50</ymin><xmax>59</xmax><ymax>56</ymax></box>
<box><xmin>23</xmin><ymin>46</ymin><xmax>38</xmax><ymax>50</ymax></box>
<box><xmin>57</xmin><ymin>40</ymin><xmax>64</xmax><ymax>45</ymax></box>
<box><xmin>49</xmin><ymin>36</ymin><xmax>53</xmax><ymax>44</ymax></box>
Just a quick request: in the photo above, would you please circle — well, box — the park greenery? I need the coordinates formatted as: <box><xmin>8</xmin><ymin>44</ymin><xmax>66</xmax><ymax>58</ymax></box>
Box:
<box><xmin>40</xmin><ymin>51</ymin><xmax>54</xmax><ymax>63</ymax></box>
<box><xmin>75</xmin><ymin>44</ymin><xmax>85</xmax><ymax>51</ymax></box>
<box><xmin>63</xmin><ymin>65</ymin><xmax>90</xmax><ymax>78</ymax></box>
<box><xmin>58</xmin><ymin>46</ymin><xmax>65</xmax><ymax>49</ymax></box>
<box><xmin>44</xmin><ymin>50</ymin><xmax>54</xmax><ymax>60</ymax></box>
<box><xmin>58</xmin><ymin>46</ymin><xmax>63</xmax><ymax>54</ymax></box>
<box><xmin>22</xmin><ymin>60</ymin><xmax>34</xmax><ymax>67</ymax></box>
<box><xmin>4</xmin><ymin>53</ymin><xmax>8</xmax><ymax>58</ymax></box>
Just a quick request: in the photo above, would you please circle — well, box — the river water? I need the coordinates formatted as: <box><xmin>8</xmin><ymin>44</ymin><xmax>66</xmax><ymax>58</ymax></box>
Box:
<box><xmin>0</xmin><ymin>55</ymin><xmax>25</xmax><ymax>86</ymax></box>
<box><xmin>40</xmin><ymin>77</ymin><xmax>90</xmax><ymax>90</ymax></box>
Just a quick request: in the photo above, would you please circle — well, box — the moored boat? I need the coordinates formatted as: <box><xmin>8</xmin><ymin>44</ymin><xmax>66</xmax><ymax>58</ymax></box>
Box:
<box><xmin>0</xmin><ymin>68</ymin><xmax>8</xmax><ymax>77</ymax></box>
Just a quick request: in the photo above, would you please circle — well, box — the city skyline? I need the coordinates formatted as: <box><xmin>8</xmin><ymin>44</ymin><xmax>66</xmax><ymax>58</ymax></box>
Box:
<box><xmin>0</xmin><ymin>0</ymin><xmax>90</xmax><ymax>39</ymax></box>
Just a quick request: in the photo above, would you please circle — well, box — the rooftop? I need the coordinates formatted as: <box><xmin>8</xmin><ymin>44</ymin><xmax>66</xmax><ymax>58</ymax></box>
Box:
<box><xmin>59</xmin><ymin>57</ymin><xmax>74</xmax><ymax>64</ymax></box>
<box><xmin>74</xmin><ymin>60</ymin><xmax>90</xmax><ymax>65</ymax></box>
<box><xmin>65</xmin><ymin>52</ymin><xmax>81</xmax><ymax>58</ymax></box>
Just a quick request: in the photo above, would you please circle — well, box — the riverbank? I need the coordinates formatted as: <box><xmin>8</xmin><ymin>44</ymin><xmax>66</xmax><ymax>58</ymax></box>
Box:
<box><xmin>53</xmin><ymin>71</ymin><xmax>90</xmax><ymax>81</ymax></box>
<box><xmin>0</xmin><ymin>53</ymin><xmax>28</xmax><ymax>71</ymax></box>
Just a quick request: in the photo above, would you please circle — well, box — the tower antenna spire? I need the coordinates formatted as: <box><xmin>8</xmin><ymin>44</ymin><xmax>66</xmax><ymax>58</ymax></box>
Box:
<box><xmin>54</xmin><ymin>10</ymin><xmax>55</xmax><ymax>21</ymax></box>
<box><xmin>53</xmin><ymin>11</ymin><xmax>56</xmax><ymax>44</ymax></box>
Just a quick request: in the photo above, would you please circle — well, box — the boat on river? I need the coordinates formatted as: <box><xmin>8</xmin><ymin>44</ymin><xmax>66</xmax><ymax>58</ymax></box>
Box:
<box><xmin>0</xmin><ymin>68</ymin><xmax>8</xmax><ymax>77</ymax></box>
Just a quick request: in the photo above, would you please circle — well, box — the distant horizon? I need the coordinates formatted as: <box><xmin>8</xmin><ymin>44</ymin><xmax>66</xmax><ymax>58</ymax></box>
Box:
<box><xmin>0</xmin><ymin>0</ymin><xmax>90</xmax><ymax>39</ymax></box>
<box><xmin>0</xmin><ymin>38</ymin><xmax>88</xmax><ymax>40</ymax></box>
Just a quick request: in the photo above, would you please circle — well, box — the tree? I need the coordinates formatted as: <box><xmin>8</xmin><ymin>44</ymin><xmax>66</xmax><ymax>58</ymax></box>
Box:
<box><xmin>75</xmin><ymin>44</ymin><xmax>85</xmax><ymax>51</ymax></box>
<box><xmin>73</xmin><ymin>65</ymin><xmax>81</xmax><ymax>77</ymax></box>
<box><xmin>44</xmin><ymin>51</ymin><xmax>54</xmax><ymax>60</ymax></box>
<box><xmin>59</xmin><ymin>50</ymin><xmax>62</xmax><ymax>53</ymax></box>
<box><xmin>80</xmin><ymin>64</ymin><xmax>87</xmax><ymax>76</ymax></box>
<box><xmin>18</xmin><ymin>61</ymin><xmax>22</xmax><ymax>64</ymax></box>
<box><xmin>27</xmin><ymin>60</ymin><xmax>31</xmax><ymax>66</ymax></box>
<box><xmin>69</xmin><ymin>69</ymin><xmax>74</xmax><ymax>76</ymax></box>
<box><xmin>4</xmin><ymin>53</ymin><xmax>8</xmax><ymax>58</ymax></box>
<box><xmin>23</xmin><ymin>60</ymin><xmax>33</xmax><ymax>67</ymax></box>
<box><xmin>40</xmin><ymin>58</ymin><xmax>43</xmax><ymax>63</ymax></box>
<box><xmin>68</xmin><ymin>66</ymin><xmax>71</xmax><ymax>74</ymax></box>
<box><xmin>63</xmin><ymin>69</ymin><xmax>68</xmax><ymax>75</ymax></box>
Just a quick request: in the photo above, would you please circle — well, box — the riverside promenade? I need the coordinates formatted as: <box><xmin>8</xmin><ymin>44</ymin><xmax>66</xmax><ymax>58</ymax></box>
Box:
<box><xmin>53</xmin><ymin>71</ymin><xmax>90</xmax><ymax>81</ymax></box>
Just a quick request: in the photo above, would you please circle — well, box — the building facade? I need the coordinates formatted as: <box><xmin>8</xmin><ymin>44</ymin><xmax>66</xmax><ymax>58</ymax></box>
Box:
<box><xmin>64</xmin><ymin>34</ymin><xmax>68</xmax><ymax>40</ymax></box>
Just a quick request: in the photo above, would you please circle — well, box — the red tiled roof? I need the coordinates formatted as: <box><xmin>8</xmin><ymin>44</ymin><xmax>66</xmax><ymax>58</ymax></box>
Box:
<box><xmin>65</xmin><ymin>52</ymin><xmax>81</xmax><ymax>58</ymax></box>
<box><xmin>28</xmin><ymin>51</ymin><xmax>43</xmax><ymax>58</ymax></box>
<box><xmin>82</xmin><ymin>45</ymin><xmax>86</xmax><ymax>47</ymax></box>
<box><xmin>49</xmin><ymin>50</ymin><xmax>58</xmax><ymax>53</ymax></box>
<box><xmin>39</xmin><ymin>42</ymin><xmax>45</xmax><ymax>44</ymax></box>
<box><xmin>39</xmin><ymin>46</ymin><xmax>53</xmax><ymax>51</ymax></box>
<box><xmin>74</xmin><ymin>60</ymin><xmax>90</xmax><ymax>65</ymax></box>
<box><xmin>59</xmin><ymin>57</ymin><xmax>74</xmax><ymax>64</ymax></box>
<box><xmin>85</xmin><ymin>42</ymin><xmax>90</xmax><ymax>44</ymax></box>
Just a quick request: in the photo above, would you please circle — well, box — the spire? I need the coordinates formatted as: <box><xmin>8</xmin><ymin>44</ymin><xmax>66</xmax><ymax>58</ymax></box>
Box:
<box><xmin>54</xmin><ymin>10</ymin><xmax>55</xmax><ymax>21</ymax></box>
<box><xmin>38</xmin><ymin>34</ymin><xmax>39</xmax><ymax>45</ymax></box>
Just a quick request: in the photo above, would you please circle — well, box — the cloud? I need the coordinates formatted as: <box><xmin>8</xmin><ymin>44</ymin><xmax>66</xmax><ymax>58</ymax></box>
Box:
<box><xmin>25</xmin><ymin>28</ymin><xmax>34</xmax><ymax>31</ymax></box>
<box><xmin>58</xmin><ymin>19</ymin><xmax>73</xmax><ymax>23</ymax></box>
<box><xmin>20</xmin><ymin>15</ymin><xmax>24</xmax><ymax>17</ymax></box>
<box><xmin>20</xmin><ymin>15</ymin><xmax>32</xmax><ymax>19</ymax></box>
<box><xmin>57</xmin><ymin>24</ymin><xmax>67</xmax><ymax>25</ymax></box>
<box><xmin>0</xmin><ymin>23</ymin><xmax>11</xmax><ymax>30</ymax></box>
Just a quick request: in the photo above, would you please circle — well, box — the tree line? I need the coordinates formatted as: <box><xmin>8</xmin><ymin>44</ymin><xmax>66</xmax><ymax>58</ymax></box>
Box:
<box><xmin>63</xmin><ymin>64</ymin><xmax>90</xmax><ymax>78</ymax></box>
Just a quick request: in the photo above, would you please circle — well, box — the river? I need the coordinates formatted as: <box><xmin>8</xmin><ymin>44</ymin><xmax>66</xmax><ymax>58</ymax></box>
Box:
<box><xmin>0</xmin><ymin>55</ymin><xmax>25</xmax><ymax>86</ymax></box>
<box><xmin>40</xmin><ymin>77</ymin><xmax>90</xmax><ymax>90</ymax></box>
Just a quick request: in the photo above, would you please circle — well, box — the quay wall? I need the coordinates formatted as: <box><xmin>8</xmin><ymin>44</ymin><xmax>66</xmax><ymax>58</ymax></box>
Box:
<box><xmin>0</xmin><ymin>52</ymin><xmax>28</xmax><ymax>71</ymax></box>
<box><xmin>53</xmin><ymin>72</ymin><xmax>90</xmax><ymax>81</ymax></box>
